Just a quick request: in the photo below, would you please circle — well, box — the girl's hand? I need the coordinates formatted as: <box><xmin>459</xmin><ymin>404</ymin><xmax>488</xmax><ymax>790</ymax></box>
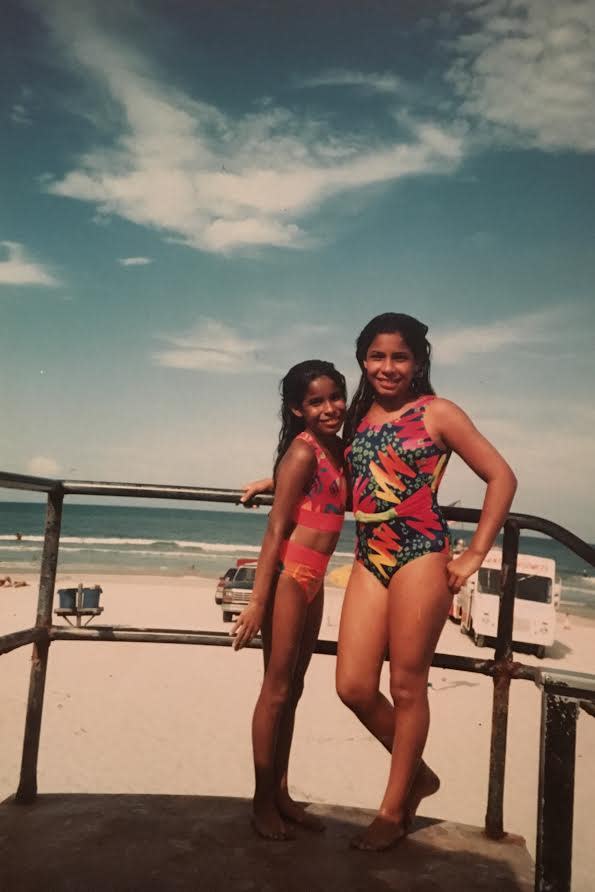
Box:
<box><xmin>239</xmin><ymin>478</ymin><xmax>274</xmax><ymax>507</ymax></box>
<box><xmin>446</xmin><ymin>550</ymin><xmax>484</xmax><ymax>594</ymax></box>
<box><xmin>232</xmin><ymin>601</ymin><xmax>265</xmax><ymax>650</ymax></box>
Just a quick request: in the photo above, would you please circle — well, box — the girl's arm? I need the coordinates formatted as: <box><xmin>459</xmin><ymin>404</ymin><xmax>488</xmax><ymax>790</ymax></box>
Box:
<box><xmin>232</xmin><ymin>442</ymin><xmax>315</xmax><ymax>650</ymax></box>
<box><xmin>428</xmin><ymin>399</ymin><xmax>518</xmax><ymax>593</ymax></box>
<box><xmin>239</xmin><ymin>477</ymin><xmax>274</xmax><ymax>506</ymax></box>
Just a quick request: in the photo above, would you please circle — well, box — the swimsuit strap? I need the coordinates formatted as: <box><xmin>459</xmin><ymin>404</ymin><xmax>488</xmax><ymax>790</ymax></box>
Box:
<box><xmin>296</xmin><ymin>429</ymin><xmax>324</xmax><ymax>457</ymax></box>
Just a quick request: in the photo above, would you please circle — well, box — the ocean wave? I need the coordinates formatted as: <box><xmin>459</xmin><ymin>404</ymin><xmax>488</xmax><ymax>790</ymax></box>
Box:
<box><xmin>0</xmin><ymin>535</ymin><xmax>261</xmax><ymax>554</ymax></box>
<box><xmin>0</xmin><ymin>545</ymin><xmax>41</xmax><ymax>552</ymax></box>
<box><xmin>562</xmin><ymin>574</ymin><xmax>595</xmax><ymax>588</ymax></box>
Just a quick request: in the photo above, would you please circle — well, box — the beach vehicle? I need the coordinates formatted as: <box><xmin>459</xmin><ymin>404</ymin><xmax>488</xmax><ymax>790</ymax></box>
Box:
<box><xmin>214</xmin><ymin>566</ymin><xmax>237</xmax><ymax>605</ymax></box>
<box><xmin>220</xmin><ymin>559</ymin><xmax>257</xmax><ymax>622</ymax></box>
<box><xmin>459</xmin><ymin>548</ymin><xmax>557</xmax><ymax>659</ymax></box>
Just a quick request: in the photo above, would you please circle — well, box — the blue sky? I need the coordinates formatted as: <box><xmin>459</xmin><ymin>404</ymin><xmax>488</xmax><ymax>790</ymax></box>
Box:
<box><xmin>1</xmin><ymin>0</ymin><xmax>594</xmax><ymax>538</ymax></box>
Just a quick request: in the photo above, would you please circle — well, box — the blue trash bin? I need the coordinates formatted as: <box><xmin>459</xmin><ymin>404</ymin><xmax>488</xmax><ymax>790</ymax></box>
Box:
<box><xmin>58</xmin><ymin>588</ymin><xmax>77</xmax><ymax>610</ymax></box>
<box><xmin>82</xmin><ymin>586</ymin><xmax>102</xmax><ymax>608</ymax></box>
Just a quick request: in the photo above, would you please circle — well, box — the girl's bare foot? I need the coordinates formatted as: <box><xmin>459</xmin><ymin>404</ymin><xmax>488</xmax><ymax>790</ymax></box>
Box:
<box><xmin>252</xmin><ymin>799</ymin><xmax>295</xmax><ymax>841</ymax></box>
<box><xmin>350</xmin><ymin>813</ymin><xmax>406</xmax><ymax>851</ymax></box>
<box><xmin>276</xmin><ymin>793</ymin><xmax>325</xmax><ymax>832</ymax></box>
<box><xmin>404</xmin><ymin>764</ymin><xmax>440</xmax><ymax>832</ymax></box>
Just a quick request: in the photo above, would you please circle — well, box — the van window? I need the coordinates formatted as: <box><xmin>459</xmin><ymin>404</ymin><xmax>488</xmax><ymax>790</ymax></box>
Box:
<box><xmin>477</xmin><ymin>569</ymin><xmax>552</xmax><ymax>603</ymax></box>
<box><xmin>516</xmin><ymin>574</ymin><xmax>552</xmax><ymax>603</ymax></box>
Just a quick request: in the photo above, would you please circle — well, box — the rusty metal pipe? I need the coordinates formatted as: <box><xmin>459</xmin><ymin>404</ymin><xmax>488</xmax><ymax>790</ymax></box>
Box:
<box><xmin>0</xmin><ymin>627</ymin><xmax>48</xmax><ymax>657</ymax></box>
<box><xmin>15</xmin><ymin>488</ymin><xmax>63</xmax><ymax>804</ymax></box>
<box><xmin>485</xmin><ymin>520</ymin><xmax>519</xmax><ymax>839</ymax></box>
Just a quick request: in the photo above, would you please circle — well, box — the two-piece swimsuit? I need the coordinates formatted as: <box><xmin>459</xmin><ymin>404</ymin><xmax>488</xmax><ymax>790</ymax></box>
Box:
<box><xmin>278</xmin><ymin>430</ymin><xmax>346</xmax><ymax>603</ymax></box>
<box><xmin>346</xmin><ymin>395</ymin><xmax>451</xmax><ymax>587</ymax></box>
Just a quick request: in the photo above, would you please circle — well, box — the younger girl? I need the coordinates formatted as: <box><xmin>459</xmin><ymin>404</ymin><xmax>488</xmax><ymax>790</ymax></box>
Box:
<box><xmin>233</xmin><ymin>360</ymin><xmax>348</xmax><ymax>840</ymax></box>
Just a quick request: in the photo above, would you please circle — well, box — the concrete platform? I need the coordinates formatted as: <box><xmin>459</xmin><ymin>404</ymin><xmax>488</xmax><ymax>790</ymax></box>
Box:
<box><xmin>0</xmin><ymin>794</ymin><xmax>534</xmax><ymax>891</ymax></box>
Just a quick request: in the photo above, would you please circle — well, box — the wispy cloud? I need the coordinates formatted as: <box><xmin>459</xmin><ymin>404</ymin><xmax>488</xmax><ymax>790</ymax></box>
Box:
<box><xmin>153</xmin><ymin>318</ymin><xmax>275</xmax><ymax>374</ymax></box>
<box><xmin>37</xmin><ymin>1</ymin><xmax>463</xmax><ymax>254</ymax></box>
<box><xmin>298</xmin><ymin>69</ymin><xmax>402</xmax><ymax>95</ymax></box>
<box><xmin>432</xmin><ymin>306</ymin><xmax>562</xmax><ymax>365</ymax></box>
<box><xmin>447</xmin><ymin>0</ymin><xmax>595</xmax><ymax>152</ymax></box>
<box><xmin>118</xmin><ymin>256</ymin><xmax>153</xmax><ymax>266</ymax></box>
<box><xmin>0</xmin><ymin>241</ymin><xmax>59</xmax><ymax>287</ymax></box>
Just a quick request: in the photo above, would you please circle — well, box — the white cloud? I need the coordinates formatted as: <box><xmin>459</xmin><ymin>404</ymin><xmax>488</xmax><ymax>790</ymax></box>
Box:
<box><xmin>153</xmin><ymin>318</ymin><xmax>275</xmax><ymax>374</ymax></box>
<box><xmin>28</xmin><ymin>456</ymin><xmax>60</xmax><ymax>477</ymax></box>
<box><xmin>37</xmin><ymin>2</ymin><xmax>463</xmax><ymax>253</ymax></box>
<box><xmin>0</xmin><ymin>241</ymin><xmax>59</xmax><ymax>287</ymax></box>
<box><xmin>448</xmin><ymin>0</ymin><xmax>595</xmax><ymax>152</ymax></box>
<box><xmin>298</xmin><ymin>69</ymin><xmax>402</xmax><ymax>94</ymax></box>
<box><xmin>118</xmin><ymin>256</ymin><xmax>153</xmax><ymax>266</ymax></box>
<box><xmin>432</xmin><ymin>307</ymin><xmax>562</xmax><ymax>365</ymax></box>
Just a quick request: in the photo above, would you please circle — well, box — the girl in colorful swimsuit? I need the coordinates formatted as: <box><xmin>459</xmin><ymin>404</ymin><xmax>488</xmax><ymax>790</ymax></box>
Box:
<box><xmin>233</xmin><ymin>359</ymin><xmax>347</xmax><ymax>840</ymax></box>
<box><xmin>336</xmin><ymin>312</ymin><xmax>517</xmax><ymax>850</ymax></box>
<box><xmin>242</xmin><ymin>313</ymin><xmax>517</xmax><ymax>851</ymax></box>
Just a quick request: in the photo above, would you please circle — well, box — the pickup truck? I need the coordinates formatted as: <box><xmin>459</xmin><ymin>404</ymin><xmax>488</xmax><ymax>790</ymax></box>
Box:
<box><xmin>220</xmin><ymin>560</ymin><xmax>257</xmax><ymax>622</ymax></box>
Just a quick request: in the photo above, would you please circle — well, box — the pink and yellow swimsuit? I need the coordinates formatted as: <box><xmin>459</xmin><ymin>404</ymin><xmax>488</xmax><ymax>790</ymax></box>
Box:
<box><xmin>279</xmin><ymin>430</ymin><xmax>346</xmax><ymax>602</ymax></box>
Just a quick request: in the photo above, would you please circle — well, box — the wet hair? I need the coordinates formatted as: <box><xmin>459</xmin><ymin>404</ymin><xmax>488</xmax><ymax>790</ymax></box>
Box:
<box><xmin>273</xmin><ymin>360</ymin><xmax>347</xmax><ymax>479</ymax></box>
<box><xmin>344</xmin><ymin>313</ymin><xmax>434</xmax><ymax>442</ymax></box>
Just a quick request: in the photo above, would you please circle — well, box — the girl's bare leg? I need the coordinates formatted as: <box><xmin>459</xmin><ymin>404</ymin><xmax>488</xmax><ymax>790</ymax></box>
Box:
<box><xmin>336</xmin><ymin>561</ymin><xmax>439</xmax><ymax>826</ymax></box>
<box><xmin>352</xmin><ymin>553</ymin><xmax>452</xmax><ymax>851</ymax></box>
<box><xmin>253</xmin><ymin>574</ymin><xmax>309</xmax><ymax>839</ymax></box>
<box><xmin>336</xmin><ymin>561</ymin><xmax>393</xmax><ymax>745</ymax></box>
<box><xmin>274</xmin><ymin>585</ymin><xmax>325</xmax><ymax>831</ymax></box>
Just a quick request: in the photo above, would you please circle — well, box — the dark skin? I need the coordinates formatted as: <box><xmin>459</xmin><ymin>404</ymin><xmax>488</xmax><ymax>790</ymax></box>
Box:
<box><xmin>233</xmin><ymin>375</ymin><xmax>346</xmax><ymax>839</ymax></box>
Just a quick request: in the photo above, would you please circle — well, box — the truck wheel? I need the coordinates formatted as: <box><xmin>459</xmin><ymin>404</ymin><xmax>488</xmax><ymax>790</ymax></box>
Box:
<box><xmin>535</xmin><ymin>645</ymin><xmax>546</xmax><ymax>659</ymax></box>
<box><xmin>223</xmin><ymin>611</ymin><xmax>233</xmax><ymax>623</ymax></box>
<box><xmin>473</xmin><ymin>631</ymin><xmax>485</xmax><ymax>648</ymax></box>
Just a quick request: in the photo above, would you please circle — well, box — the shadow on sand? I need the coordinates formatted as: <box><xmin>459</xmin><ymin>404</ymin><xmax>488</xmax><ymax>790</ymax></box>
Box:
<box><xmin>0</xmin><ymin>793</ymin><xmax>533</xmax><ymax>891</ymax></box>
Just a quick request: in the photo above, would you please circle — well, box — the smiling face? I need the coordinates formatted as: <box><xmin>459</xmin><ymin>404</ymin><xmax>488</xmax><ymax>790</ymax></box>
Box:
<box><xmin>363</xmin><ymin>332</ymin><xmax>417</xmax><ymax>401</ymax></box>
<box><xmin>292</xmin><ymin>374</ymin><xmax>346</xmax><ymax>437</ymax></box>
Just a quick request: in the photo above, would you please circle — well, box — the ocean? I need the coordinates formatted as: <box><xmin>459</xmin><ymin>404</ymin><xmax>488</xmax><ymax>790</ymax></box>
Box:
<box><xmin>1</xmin><ymin>501</ymin><xmax>594</xmax><ymax>617</ymax></box>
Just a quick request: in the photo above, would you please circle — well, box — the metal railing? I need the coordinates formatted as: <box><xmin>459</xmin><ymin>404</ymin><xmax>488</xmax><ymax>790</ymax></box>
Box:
<box><xmin>1</xmin><ymin>469</ymin><xmax>594</xmax><ymax>892</ymax></box>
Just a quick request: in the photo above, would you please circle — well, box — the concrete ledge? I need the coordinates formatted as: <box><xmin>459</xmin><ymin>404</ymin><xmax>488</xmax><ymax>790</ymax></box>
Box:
<box><xmin>0</xmin><ymin>794</ymin><xmax>533</xmax><ymax>891</ymax></box>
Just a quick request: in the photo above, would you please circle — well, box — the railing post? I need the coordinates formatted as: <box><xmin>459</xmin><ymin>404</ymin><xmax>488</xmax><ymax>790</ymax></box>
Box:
<box><xmin>15</xmin><ymin>486</ymin><xmax>63</xmax><ymax>803</ymax></box>
<box><xmin>535</xmin><ymin>692</ymin><xmax>578</xmax><ymax>892</ymax></box>
<box><xmin>485</xmin><ymin>519</ymin><xmax>519</xmax><ymax>838</ymax></box>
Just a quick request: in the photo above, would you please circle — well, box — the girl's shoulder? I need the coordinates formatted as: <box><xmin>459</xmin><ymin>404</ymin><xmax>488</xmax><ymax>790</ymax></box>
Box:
<box><xmin>424</xmin><ymin>397</ymin><xmax>465</xmax><ymax>420</ymax></box>
<box><xmin>424</xmin><ymin>398</ymin><xmax>475</xmax><ymax>445</ymax></box>
<box><xmin>283</xmin><ymin>432</ymin><xmax>319</xmax><ymax>465</ymax></box>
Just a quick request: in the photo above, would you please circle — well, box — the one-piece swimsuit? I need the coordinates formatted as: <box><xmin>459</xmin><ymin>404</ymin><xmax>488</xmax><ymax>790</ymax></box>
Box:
<box><xmin>345</xmin><ymin>396</ymin><xmax>450</xmax><ymax>587</ymax></box>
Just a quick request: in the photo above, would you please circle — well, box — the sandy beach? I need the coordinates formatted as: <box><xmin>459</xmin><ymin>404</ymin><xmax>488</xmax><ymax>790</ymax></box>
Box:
<box><xmin>1</xmin><ymin>572</ymin><xmax>594</xmax><ymax>891</ymax></box>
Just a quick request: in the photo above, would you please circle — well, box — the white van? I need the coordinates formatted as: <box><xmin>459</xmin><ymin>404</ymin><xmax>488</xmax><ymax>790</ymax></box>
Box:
<box><xmin>459</xmin><ymin>548</ymin><xmax>557</xmax><ymax>659</ymax></box>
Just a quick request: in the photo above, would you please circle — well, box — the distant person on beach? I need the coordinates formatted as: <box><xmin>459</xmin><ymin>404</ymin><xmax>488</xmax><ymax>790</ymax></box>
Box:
<box><xmin>242</xmin><ymin>313</ymin><xmax>516</xmax><ymax>850</ymax></box>
<box><xmin>233</xmin><ymin>360</ymin><xmax>348</xmax><ymax>840</ymax></box>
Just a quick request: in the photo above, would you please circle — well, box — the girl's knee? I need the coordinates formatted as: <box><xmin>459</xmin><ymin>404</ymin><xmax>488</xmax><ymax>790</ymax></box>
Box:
<box><xmin>261</xmin><ymin>676</ymin><xmax>293</xmax><ymax>710</ymax></box>
<box><xmin>389</xmin><ymin>670</ymin><xmax>427</xmax><ymax>709</ymax></box>
<box><xmin>336</xmin><ymin>674</ymin><xmax>378</xmax><ymax>713</ymax></box>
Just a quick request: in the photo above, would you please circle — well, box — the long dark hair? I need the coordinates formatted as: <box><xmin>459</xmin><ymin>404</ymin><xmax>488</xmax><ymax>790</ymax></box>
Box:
<box><xmin>273</xmin><ymin>360</ymin><xmax>347</xmax><ymax>479</ymax></box>
<box><xmin>344</xmin><ymin>313</ymin><xmax>434</xmax><ymax>442</ymax></box>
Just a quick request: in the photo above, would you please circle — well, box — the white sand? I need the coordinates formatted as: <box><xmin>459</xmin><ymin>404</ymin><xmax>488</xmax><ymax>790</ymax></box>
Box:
<box><xmin>1</xmin><ymin>572</ymin><xmax>594</xmax><ymax>891</ymax></box>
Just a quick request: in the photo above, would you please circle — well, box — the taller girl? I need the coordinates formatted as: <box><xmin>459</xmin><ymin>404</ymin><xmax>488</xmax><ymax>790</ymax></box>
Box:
<box><xmin>338</xmin><ymin>313</ymin><xmax>517</xmax><ymax>850</ymax></box>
